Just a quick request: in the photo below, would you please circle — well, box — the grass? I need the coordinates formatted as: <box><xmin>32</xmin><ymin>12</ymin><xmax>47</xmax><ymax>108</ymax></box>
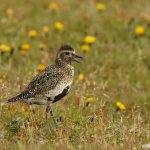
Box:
<box><xmin>0</xmin><ymin>0</ymin><xmax>150</xmax><ymax>149</ymax></box>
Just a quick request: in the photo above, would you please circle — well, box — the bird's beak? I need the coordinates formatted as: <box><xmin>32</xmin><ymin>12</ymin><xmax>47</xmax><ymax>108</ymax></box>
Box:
<box><xmin>73</xmin><ymin>54</ymin><xmax>83</xmax><ymax>63</ymax></box>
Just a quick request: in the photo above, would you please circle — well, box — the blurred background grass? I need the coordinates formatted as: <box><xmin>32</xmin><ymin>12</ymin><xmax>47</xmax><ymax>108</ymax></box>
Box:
<box><xmin>0</xmin><ymin>0</ymin><xmax>150</xmax><ymax>149</ymax></box>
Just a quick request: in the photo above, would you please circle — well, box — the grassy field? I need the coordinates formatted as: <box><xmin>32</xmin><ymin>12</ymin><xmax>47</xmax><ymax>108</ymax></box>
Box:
<box><xmin>0</xmin><ymin>0</ymin><xmax>150</xmax><ymax>149</ymax></box>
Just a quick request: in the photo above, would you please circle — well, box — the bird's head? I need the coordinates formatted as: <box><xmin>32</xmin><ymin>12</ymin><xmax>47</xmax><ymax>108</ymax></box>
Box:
<box><xmin>56</xmin><ymin>44</ymin><xmax>83</xmax><ymax>65</ymax></box>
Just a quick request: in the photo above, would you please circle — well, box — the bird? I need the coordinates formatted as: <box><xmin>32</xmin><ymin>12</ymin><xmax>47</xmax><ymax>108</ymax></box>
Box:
<box><xmin>7</xmin><ymin>44</ymin><xmax>83</xmax><ymax>128</ymax></box>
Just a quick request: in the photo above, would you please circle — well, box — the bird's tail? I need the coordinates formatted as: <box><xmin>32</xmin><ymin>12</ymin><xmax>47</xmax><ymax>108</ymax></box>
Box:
<box><xmin>7</xmin><ymin>95</ymin><xmax>21</xmax><ymax>103</ymax></box>
<box><xmin>7</xmin><ymin>90</ymin><xmax>32</xmax><ymax>103</ymax></box>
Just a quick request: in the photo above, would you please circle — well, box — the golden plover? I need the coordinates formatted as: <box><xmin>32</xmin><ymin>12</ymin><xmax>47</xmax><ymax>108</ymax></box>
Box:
<box><xmin>7</xmin><ymin>44</ymin><xmax>83</xmax><ymax>128</ymax></box>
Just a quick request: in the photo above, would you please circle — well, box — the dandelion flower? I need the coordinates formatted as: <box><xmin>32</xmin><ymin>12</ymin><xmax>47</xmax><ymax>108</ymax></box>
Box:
<box><xmin>96</xmin><ymin>3</ymin><xmax>106</xmax><ymax>11</ymax></box>
<box><xmin>0</xmin><ymin>44</ymin><xmax>11</xmax><ymax>53</ymax></box>
<box><xmin>78</xmin><ymin>73</ymin><xmax>84</xmax><ymax>82</ymax></box>
<box><xmin>86</xmin><ymin>97</ymin><xmax>94</xmax><ymax>103</ymax></box>
<box><xmin>21</xmin><ymin>44</ymin><xmax>30</xmax><ymax>56</ymax></box>
<box><xmin>37</xmin><ymin>64</ymin><xmax>46</xmax><ymax>72</ymax></box>
<box><xmin>28</xmin><ymin>30</ymin><xmax>37</xmax><ymax>38</ymax></box>
<box><xmin>39</xmin><ymin>43</ymin><xmax>46</xmax><ymax>50</ymax></box>
<box><xmin>54</xmin><ymin>22</ymin><xmax>64</xmax><ymax>30</ymax></box>
<box><xmin>42</xmin><ymin>26</ymin><xmax>49</xmax><ymax>35</ymax></box>
<box><xmin>116</xmin><ymin>101</ymin><xmax>126</xmax><ymax>110</ymax></box>
<box><xmin>32</xmin><ymin>71</ymin><xmax>38</xmax><ymax>77</ymax></box>
<box><xmin>48</xmin><ymin>2</ymin><xmax>59</xmax><ymax>11</ymax></box>
<box><xmin>21</xmin><ymin>43</ymin><xmax>30</xmax><ymax>51</ymax></box>
<box><xmin>84</xmin><ymin>36</ymin><xmax>96</xmax><ymax>44</ymax></box>
<box><xmin>135</xmin><ymin>25</ymin><xmax>145</xmax><ymax>36</ymax></box>
<box><xmin>80</xmin><ymin>44</ymin><xmax>91</xmax><ymax>53</ymax></box>
<box><xmin>6</xmin><ymin>8</ymin><xmax>14</xmax><ymax>17</ymax></box>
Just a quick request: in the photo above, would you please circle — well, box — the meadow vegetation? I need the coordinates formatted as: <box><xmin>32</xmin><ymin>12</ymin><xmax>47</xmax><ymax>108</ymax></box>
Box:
<box><xmin>0</xmin><ymin>0</ymin><xmax>150</xmax><ymax>149</ymax></box>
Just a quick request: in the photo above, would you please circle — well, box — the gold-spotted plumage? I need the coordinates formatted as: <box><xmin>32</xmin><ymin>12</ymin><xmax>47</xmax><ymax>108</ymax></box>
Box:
<box><xmin>7</xmin><ymin>44</ymin><xmax>83</xmax><ymax>128</ymax></box>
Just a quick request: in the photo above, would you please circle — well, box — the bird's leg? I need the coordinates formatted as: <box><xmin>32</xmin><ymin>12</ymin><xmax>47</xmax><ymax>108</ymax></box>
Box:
<box><xmin>49</xmin><ymin>103</ymin><xmax>58</xmax><ymax>129</ymax></box>
<box><xmin>45</xmin><ymin>100</ymin><xmax>58</xmax><ymax>129</ymax></box>
<box><xmin>45</xmin><ymin>102</ymin><xmax>50</xmax><ymax>125</ymax></box>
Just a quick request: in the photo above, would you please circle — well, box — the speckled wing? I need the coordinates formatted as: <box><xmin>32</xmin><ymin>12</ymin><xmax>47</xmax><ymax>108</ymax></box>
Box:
<box><xmin>7</xmin><ymin>65</ymin><xmax>60</xmax><ymax>103</ymax></box>
<box><xmin>26</xmin><ymin>65</ymin><xmax>59</xmax><ymax>97</ymax></box>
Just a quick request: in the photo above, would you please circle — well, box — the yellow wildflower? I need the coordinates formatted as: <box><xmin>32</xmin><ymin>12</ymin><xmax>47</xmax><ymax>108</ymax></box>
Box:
<box><xmin>32</xmin><ymin>71</ymin><xmax>38</xmax><ymax>77</ymax></box>
<box><xmin>6</xmin><ymin>8</ymin><xmax>14</xmax><ymax>17</ymax></box>
<box><xmin>48</xmin><ymin>2</ymin><xmax>59</xmax><ymax>11</ymax></box>
<box><xmin>42</xmin><ymin>26</ymin><xmax>49</xmax><ymax>35</ymax></box>
<box><xmin>39</xmin><ymin>43</ymin><xmax>46</xmax><ymax>50</ymax></box>
<box><xmin>54</xmin><ymin>22</ymin><xmax>64</xmax><ymax>30</ymax></box>
<box><xmin>78</xmin><ymin>73</ymin><xmax>84</xmax><ymax>82</ymax></box>
<box><xmin>21</xmin><ymin>44</ymin><xmax>30</xmax><ymax>51</ymax></box>
<box><xmin>116</xmin><ymin>101</ymin><xmax>126</xmax><ymax>110</ymax></box>
<box><xmin>135</xmin><ymin>25</ymin><xmax>145</xmax><ymax>36</ymax></box>
<box><xmin>80</xmin><ymin>44</ymin><xmax>91</xmax><ymax>53</ymax></box>
<box><xmin>84</xmin><ymin>36</ymin><xmax>96</xmax><ymax>44</ymax></box>
<box><xmin>96</xmin><ymin>3</ymin><xmax>106</xmax><ymax>11</ymax></box>
<box><xmin>86</xmin><ymin>97</ymin><xmax>94</xmax><ymax>103</ymax></box>
<box><xmin>37</xmin><ymin>64</ymin><xmax>46</xmax><ymax>71</ymax></box>
<box><xmin>28</xmin><ymin>30</ymin><xmax>37</xmax><ymax>38</ymax></box>
<box><xmin>0</xmin><ymin>44</ymin><xmax>11</xmax><ymax>52</ymax></box>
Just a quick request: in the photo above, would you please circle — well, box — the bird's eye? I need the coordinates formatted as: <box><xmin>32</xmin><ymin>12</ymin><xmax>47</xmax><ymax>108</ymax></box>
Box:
<box><xmin>65</xmin><ymin>52</ymin><xmax>70</xmax><ymax>55</ymax></box>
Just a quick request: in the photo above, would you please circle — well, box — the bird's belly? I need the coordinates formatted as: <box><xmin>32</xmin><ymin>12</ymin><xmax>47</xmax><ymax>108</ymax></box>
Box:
<box><xmin>24</xmin><ymin>98</ymin><xmax>47</xmax><ymax>105</ymax></box>
<box><xmin>45</xmin><ymin>82</ymin><xmax>72</xmax><ymax>99</ymax></box>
